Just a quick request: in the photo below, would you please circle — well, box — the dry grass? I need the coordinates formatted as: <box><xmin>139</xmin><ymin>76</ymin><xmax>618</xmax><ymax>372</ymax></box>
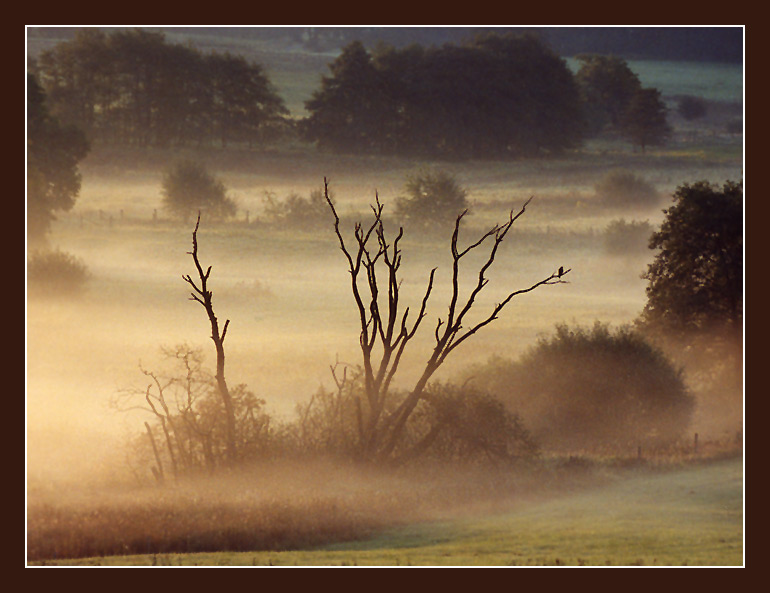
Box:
<box><xmin>25</xmin><ymin>456</ymin><xmax>589</xmax><ymax>562</ymax></box>
<box><xmin>27</xmin><ymin>442</ymin><xmax>741</xmax><ymax>563</ymax></box>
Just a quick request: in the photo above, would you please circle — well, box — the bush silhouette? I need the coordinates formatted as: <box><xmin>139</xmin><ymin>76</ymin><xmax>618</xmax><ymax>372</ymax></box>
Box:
<box><xmin>594</xmin><ymin>169</ymin><xmax>660</xmax><ymax>208</ymax></box>
<box><xmin>161</xmin><ymin>161</ymin><xmax>236</xmax><ymax>223</ymax></box>
<box><xmin>395</xmin><ymin>169</ymin><xmax>469</xmax><ymax>227</ymax></box>
<box><xmin>465</xmin><ymin>323</ymin><xmax>694</xmax><ymax>452</ymax></box>
<box><xmin>28</xmin><ymin>249</ymin><xmax>90</xmax><ymax>297</ymax></box>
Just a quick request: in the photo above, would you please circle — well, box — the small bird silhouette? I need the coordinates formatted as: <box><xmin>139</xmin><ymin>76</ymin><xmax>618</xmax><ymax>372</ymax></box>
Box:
<box><xmin>558</xmin><ymin>266</ymin><xmax>564</xmax><ymax>278</ymax></box>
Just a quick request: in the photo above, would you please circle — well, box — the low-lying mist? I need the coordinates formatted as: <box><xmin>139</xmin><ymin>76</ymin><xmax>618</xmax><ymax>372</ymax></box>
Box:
<box><xmin>27</xmin><ymin>148</ymin><xmax>743</xmax><ymax>563</ymax></box>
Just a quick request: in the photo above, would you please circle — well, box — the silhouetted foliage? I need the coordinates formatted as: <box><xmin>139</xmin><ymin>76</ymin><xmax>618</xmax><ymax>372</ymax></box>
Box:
<box><xmin>261</xmin><ymin>188</ymin><xmax>331</xmax><ymax>230</ymax></box>
<box><xmin>288</xmin><ymin>369</ymin><xmax>538</xmax><ymax>464</ymax></box>
<box><xmin>620</xmin><ymin>88</ymin><xmax>671</xmax><ymax>152</ymax></box>
<box><xmin>417</xmin><ymin>383</ymin><xmax>538</xmax><ymax>463</ymax></box>
<box><xmin>33</xmin><ymin>28</ymin><xmax>288</xmax><ymax>148</ymax></box>
<box><xmin>575</xmin><ymin>54</ymin><xmax>642</xmax><ymax>134</ymax></box>
<box><xmin>594</xmin><ymin>169</ymin><xmax>660</xmax><ymax>208</ymax></box>
<box><xmin>641</xmin><ymin>180</ymin><xmax>743</xmax><ymax>335</ymax></box>
<box><xmin>395</xmin><ymin>169</ymin><xmax>469</xmax><ymax>227</ymax></box>
<box><xmin>466</xmin><ymin>323</ymin><xmax>694</xmax><ymax>452</ymax></box>
<box><xmin>602</xmin><ymin>219</ymin><xmax>653</xmax><ymax>256</ymax></box>
<box><xmin>27</xmin><ymin>249</ymin><xmax>90</xmax><ymax>297</ymax></box>
<box><xmin>27</xmin><ymin>72</ymin><xmax>90</xmax><ymax>244</ymax></box>
<box><xmin>677</xmin><ymin>95</ymin><xmax>708</xmax><ymax>121</ymax></box>
<box><xmin>161</xmin><ymin>161</ymin><xmax>236</xmax><ymax>223</ymax></box>
<box><xmin>302</xmin><ymin>33</ymin><xmax>585</xmax><ymax>158</ymax></box>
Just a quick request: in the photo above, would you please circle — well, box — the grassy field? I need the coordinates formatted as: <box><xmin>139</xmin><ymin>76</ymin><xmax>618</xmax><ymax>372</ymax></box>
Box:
<box><xmin>29</xmin><ymin>456</ymin><xmax>743</xmax><ymax>566</ymax></box>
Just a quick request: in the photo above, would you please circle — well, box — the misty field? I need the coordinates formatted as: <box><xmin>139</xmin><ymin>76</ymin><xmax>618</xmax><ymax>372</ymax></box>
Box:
<box><xmin>28</xmin><ymin>456</ymin><xmax>742</xmax><ymax>566</ymax></box>
<box><xmin>27</xmin><ymin>34</ymin><xmax>743</xmax><ymax>567</ymax></box>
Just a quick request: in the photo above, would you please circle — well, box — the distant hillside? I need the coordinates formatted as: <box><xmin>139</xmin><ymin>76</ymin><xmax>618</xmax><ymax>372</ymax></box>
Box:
<box><xmin>27</xmin><ymin>26</ymin><xmax>743</xmax><ymax>64</ymax></box>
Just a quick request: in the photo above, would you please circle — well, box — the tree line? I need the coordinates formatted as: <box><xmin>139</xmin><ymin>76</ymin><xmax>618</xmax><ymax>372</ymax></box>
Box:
<box><xmin>29</xmin><ymin>28</ymin><xmax>289</xmax><ymax>149</ymax></box>
<box><xmin>302</xmin><ymin>35</ymin><xmax>587</xmax><ymax>158</ymax></box>
<box><xmin>30</xmin><ymin>29</ymin><xmax>672</xmax><ymax>158</ymax></box>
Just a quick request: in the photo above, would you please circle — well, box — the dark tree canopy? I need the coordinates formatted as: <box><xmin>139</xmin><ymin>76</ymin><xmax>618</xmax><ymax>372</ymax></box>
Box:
<box><xmin>32</xmin><ymin>28</ymin><xmax>288</xmax><ymax>148</ymax></box>
<box><xmin>642</xmin><ymin>180</ymin><xmax>743</xmax><ymax>336</ymax></box>
<box><xmin>575</xmin><ymin>54</ymin><xmax>642</xmax><ymax>133</ymax></box>
<box><xmin>302</xmin><ymin>33</ymin><xmax>586</xmax><ymax>159</ymax></box>
<box><xmin>620</xmin><ymin>88</ymin><xmax>671</xmax><ymax>152</ymax></box>
<box><xmin>27</xmin><ymin>72</ymin><xmax>90</xmax><ymax>244</ymax></box>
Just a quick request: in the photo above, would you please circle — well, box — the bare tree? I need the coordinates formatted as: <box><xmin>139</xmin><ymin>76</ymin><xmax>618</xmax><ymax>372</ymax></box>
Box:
<box><xmin>182</xmin><ymin>214</ymin><xmax>237</xmax><ymax>464</ymax></box>
<box><xmin>324</xmin><ymin>178</ymin><xmax>569</xmax><ymax>464</ymax></box>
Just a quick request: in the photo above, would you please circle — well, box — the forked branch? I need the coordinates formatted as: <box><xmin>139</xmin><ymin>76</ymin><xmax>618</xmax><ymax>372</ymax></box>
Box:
<box><xmin>325</xmin><ymin>181</ymin><xmax>569</xmax><ymax>464</ymax></box>
<box><xmin>181</xmin><ymin>212</ymin><xmax>236</xmax><ymax>463</ymax></box>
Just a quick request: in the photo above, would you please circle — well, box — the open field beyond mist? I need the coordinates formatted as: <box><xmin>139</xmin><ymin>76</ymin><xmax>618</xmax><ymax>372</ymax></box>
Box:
<box><xmin>27</xmin><ymin>34</ymin><xmax>744</xmax><ymax>566</ymax></box>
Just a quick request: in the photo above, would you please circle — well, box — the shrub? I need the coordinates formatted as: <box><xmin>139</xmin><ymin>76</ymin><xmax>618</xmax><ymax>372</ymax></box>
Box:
<box><xmin>395</xmin><ymin>169</ymin><xmax>469</xmax><ymax>227</ymax></box>
<box><xmin>418</xmin><ymin>383</ymin><xmax>539</xmax><ymax>462</ymax></box>
<box><xmin>603</xmin><ymin>219</ymin><xmax>653</xmax><ymax>256</ymax></box>
<box><xmin>287</xmin><ymin>371</ymin><xmax>538</xmax><ymax>464</ymax></box>
<box><xmin>27</xmin><ymin>249</ymin><xmax>90</xmax><ymax>296</ymax></box>
<box><xmin>261</xmin><ymin>188</ymin><xmax>330</xmax><ymax>230</ymax></box>
<box><xmin>464</xmin><ymin>323</ymin><xmax>694</xmax><ymax>452</ymax></box>
<box><xmin>676</xmin><ymin>95</ymin><xmax>708</xmax><ymax>121</ymax></box>
<box><xmin>161</xmin><ymin>160</ymin><xmax>236</xmax><ymax>223</ymax></box>
<box><xmin>594</xmin><ymin>169</ymin><xmax>660</xmax><ymax>208</ymax></box>
<box><xmin>115</xmin><ymin>345</ymin><xmax>271</xmax><ymax>479</ymax></box>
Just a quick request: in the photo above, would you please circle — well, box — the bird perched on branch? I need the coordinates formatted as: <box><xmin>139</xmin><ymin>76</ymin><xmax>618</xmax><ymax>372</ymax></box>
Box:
<box><xmin>558</xmin><ymin>266</ymin><xmax>564</xmax><ymax>278</ymax></box>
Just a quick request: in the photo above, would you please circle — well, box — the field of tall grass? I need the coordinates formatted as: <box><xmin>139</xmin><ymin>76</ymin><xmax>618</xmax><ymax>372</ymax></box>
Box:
<box><xmin>28</xmin><ymin>454</ymin><xmax>742</xmax><ymax>566</ymax></box>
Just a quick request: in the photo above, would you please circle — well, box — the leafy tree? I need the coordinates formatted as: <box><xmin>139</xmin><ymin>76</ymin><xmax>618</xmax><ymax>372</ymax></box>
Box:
<box><xmin>677</xmin><ymin>95</ymin><xmax>708</xmax><ymax>121</ymax></box>
<box><xmin>27</xmin><ymin>72</ymin><xmax>90</xmax><ymax>244</ymax></box>
<box><xmin>207</xmin><ymin>51</ymin><xmax>289</xmax><ymax>148</ymax></box>
<box><xmin>303</xmin><ymin>33</ymin><xmax>585</xmax><ymax>158</ymax></box>
<box><xmin>302</xmin><ymin>40</ymin><xmax>393</xmax><ymax>152</ymax></box>
<box><xmin>641</xmin><ymin>180</ymin><xmax>743</xmax><ymax>335</ymax></box>
<box><xmin>34</xmin><ymin>28</ymin><xmax>288</xmax><ymax>148</ymax></box>
<box><xmin>620</xmin><ymin>88</ymin><xmax>671</xmax><ymax>152</ymax></box>
<box><xmin>465</xmin><ymin>323</ymin><xmax>694</xmax><ymax>452</ymax></box>
<box><xmin>160</xmin><ymin>161</ymin><xmax>236</xmax><ymax>223</ymax></box>
<box><xmin>575</xmin><ymin>54</ymin><xmax>642</xmax><ymax>133</ymax></box>
<box><xmin>395</xmin><ymin>169</ymin><xmax>469</xmax><ymax>227</ymax></box>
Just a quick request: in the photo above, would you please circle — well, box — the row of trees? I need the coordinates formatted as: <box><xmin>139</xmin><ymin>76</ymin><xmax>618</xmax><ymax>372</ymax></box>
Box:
<box><xmin>30</xmin><ymin>28</ymin><xmax>288</xmax><ymax>148</ymax></box>
<box><xmin>302</xmin><ymin>35</ymin><xmax>586</xmax><ymax>158</ymax></box>
<box><xmin>301</xmin><ymin>38</ymin><xmax>671</xmax><ymax>157</ymax></box>
<box><xmin>30</xmin><ymin>30</ymin><xmax>672</xmax><ymax>158</ymax></box>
